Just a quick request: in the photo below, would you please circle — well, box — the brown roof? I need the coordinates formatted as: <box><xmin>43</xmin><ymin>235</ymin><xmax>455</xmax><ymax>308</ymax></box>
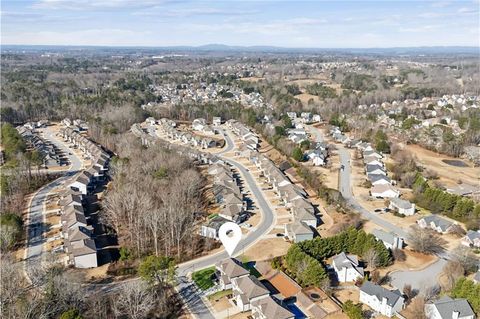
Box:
<box><xmin>71</xmin><ymin>238</ymin><xmax>96</xmax><ymax>257</ymax></box>
<box><xmin>267</xmin><ymin>272</ymin><xmax>302</xmax><ymax>298</ymax></box>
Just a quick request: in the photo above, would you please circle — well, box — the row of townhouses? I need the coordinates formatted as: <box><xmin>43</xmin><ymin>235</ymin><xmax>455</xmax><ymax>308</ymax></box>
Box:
<box><xmin>152</xmin><ymin>117</ymin><xmax>218</xmax><ymax>149</ymax></box>
<box><xmin>58</xmin><ymin>127</ymin><xmax>111</xmax><ymax>268</ymax></box>
<box><xmin>62</xmin><ymin>118</ymin><xmax>89</xmax><ymax>132</ymax></box>
<box><xmin>227</xmin><ymin>120</ymin><xmax>260</xmax><ymax>151</ymax></box>
<box><xmin>17</xmin><ymin>126</ymin><xmax>64</xmax><ymax>167</ymax></box>
<box><xmin>255</xmin><ymin>154</ymin><xmax>318</xmax><ymax>243</ymax></box>
<box><xmin>200</xmin><ymin>163</ymin><xmax>248</xmax><ymax>239</ymax></box>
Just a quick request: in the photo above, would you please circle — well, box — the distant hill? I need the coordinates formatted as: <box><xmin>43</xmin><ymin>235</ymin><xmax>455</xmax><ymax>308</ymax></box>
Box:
<box><xmin>2</xmin><ymin>44</ymin><xmax>479</xmax><ymax>56</ymax></box>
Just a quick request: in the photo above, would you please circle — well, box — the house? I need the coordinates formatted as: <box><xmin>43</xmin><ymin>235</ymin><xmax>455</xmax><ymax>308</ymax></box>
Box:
<box><xmin>291</xmin><ymin>207</ymin><xmax>317</xmax><ymax>228</ymax></box>
<box><xmin>372</xmin><ymin>229</ymin><xmax>404</xmax><ymax>250</ymax></box>
<box><xmin>473</xmin><ymin>271</ymin><xmax>480</xmax><ymax>284</ymax></box>
<box><xmin>363</xmin><ymin>150</ymin><xmax>382</xmax><ymax>159</ymax></box>
<box><xmin>424</xmin><ymin>296</ymin><xmax>475</xmax><ymax>319</ymax></box>
<box><xmin>364</xmin><ymin>156</ymin><xmax>384</xmax><ymax>167</ymax></box>
<box><xmin>219</xmin><ymin>205</ymin><xmax>246</xmax><ymax>223</ymax></box>
<box><xmin>368</xmin><ymin>174</ymin><xmax>391</xmax><ymax>186</ymax></box>
<box><xmin>284</xmin><ymin>220</ymin><xmax>314</xmax><ymax>243</ymax></box>
<box><xmin>366</xmin><ymin>164</ymin><xmax>387</xmax><ymax>176</ymax></box>
<box><xmin>359</xmin><ymin>281</ymin><xmax>404</xmax><ymax>318</ymax></box>
<box><xmin>332</xmin><ymin>252</ymin><xmax>364</xmax><ymax>283</ymax></box>
<box><xmin>200</xmin><ymin>216</ymin><xmax>230</xmax><ymax>239</ymax></box>
<box><xmin>69</xmin><ymin>238</ymin><xmax>97</xmax><ymax>268</ymax></box>
<box><xmin>371</xmin><ymin>184</ymin><xmax>400</xmax><ymax>198</ymax></box>
<box><xmin>417</xmin><ymin>215</ymin><xmax>457</xmax><ymax>234</ymax></box>
<box><xmin>251</xmin><ymin>296</ymin><xmax>295</xmax><ymax>319</ymax></box>
<box><xmin>192</xmin><ymin>118</ymin><xmax>207</xmax><ymax>131</ymax></box>
<box><xmin>306</xmin><ymin>149</ymin><xmax>327</xmax><ymax>166</ymax></box>
<box><xmin>232</xmin><ymin>275</ymin><xmax>270</xmax><ymax>311</ymax></box>
<box><xmin>212</xmin><ymin>117</ymin><xmax>222</xmax><ymax>126</ymax></box>
<box><xmin>215</xmin><ymin>258</ymin><xmax>250</xmax><ymax>290</ymax></box>
<box><xmin>312</xmin><ymin>114</ymin><xmax>322</xmax><ymax>122</ymax></box>
<box><xmin>69</xmin><ymin>173</ymin><xmax>91</xmax><ymax>195</ymax></box>
<box><xmin>461</xmin><ymin>230</ymin><xmax>480</xmax><ymax>248</ymax></box>
<box><xmin>286</xmin><ymin>112</ymin><xmax>297</xmax><ymax>119</ymax></box>
<box><xmin>389</xmin><ymin>198</ymin><xmax>415</xmax><ymax>215</ymax></box>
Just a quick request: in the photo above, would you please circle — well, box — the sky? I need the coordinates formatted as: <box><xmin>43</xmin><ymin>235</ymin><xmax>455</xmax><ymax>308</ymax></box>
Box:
<box><xmin>1</xmin><ymin>0</ymin><xmax>479</xmax><ymax>48</ymax></box>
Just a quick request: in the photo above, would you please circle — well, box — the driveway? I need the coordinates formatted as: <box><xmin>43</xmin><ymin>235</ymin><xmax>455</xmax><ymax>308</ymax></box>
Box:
<box><xmin>389</xmin><ymin>258</ymin><xmax>447</xmax><ymax>291</ymax></box>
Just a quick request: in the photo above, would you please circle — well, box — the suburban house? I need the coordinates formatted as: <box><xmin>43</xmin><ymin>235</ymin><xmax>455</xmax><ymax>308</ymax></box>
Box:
<box><xmin>424</xmin><ymin>296</ymin><xmax>475</xmax><ymax>319</ymax></box>
<box><xmin>284</xmin><ymin>220</ymin><xmax>314</xmax><ymax>243</ymax></box>
<box><xmin>368</xmin><ymin>174</ymin><xmax>392</xmax><ymax>186</ymax></box>
<box><xmin>192</xmin><ymin>118</ymin><xmax>207</xmax><ymax>131</ymax></box>
<box><xmin>306</xmin><ymin>149</ymin><xmax>327</xmax><ymax>166</ymax></box>
<box><xmin>251</xmin><ymin>296</ymin><xmax>294</xmax><ymax>319</ymax></box>
<box><xmin>389</xmin><ymin>198</ymin><xmax>416</xmax><ymax>216</ymax></box>
<box><xmin>216</xmin><ymin>258</ymin><xmax>250</xmax><ymax>290</ymax></box>
<box><xmin>359</xmin><ymin>281</ymin><xmax>404</xmax><ymax>318</ymax></box>
<box><xmin>370</xmin><ymin>184</ymin><xmax>400</xmax><ymax>198</ymax></box>
<box><xmin>213</xmin><ymin>117</ymin><xmax>222</xmax><ymax>126</ymax></box>
<box><xmin>372</xmin><ymin>229</ymin><xmax>404</xmax><ymax>250</ymax></box>
<box><xmin>417</xmin><ymin>215</ymin><xmax>457</xmax><ymax>234</ymax></box>
<box><xmin>363</xmin><ymin>150</ymin><xmax>382</xmax><ymax>159</ymax></box>
<box><xmin>366</xmin><ymin>164</ymin><xmax>387</xmax><ymax>176</ymax></box>
<box><xmin>364</xmin><ymin>156</ymin><xmax>384</xmax><ymax>167</ymax></box>
<box><xmin>461</xmin><ymin>230</ymin><xmax>480</xmax><ymax>248</ymax></box>
<box><xmin>332</xmin><ymin>252</ymin><xmax>364</xmax><ymax>283</ymax></box>
<box><xmin>231</xmin><ymin>275</ymin><xmax>270</xmax><ymax>312</ymax></box>
<box><xmin>200</xmin><ymin>216</ymin><xmax>230</xmax><ymax>239</ymax></box>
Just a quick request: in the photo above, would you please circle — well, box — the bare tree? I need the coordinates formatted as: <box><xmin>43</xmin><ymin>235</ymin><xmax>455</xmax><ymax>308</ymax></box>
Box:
<box><xmin>112</xmin><ymin>281</ymin><xmax>156</xmax><ymax>319</ymax></box>
<box><xmin>364</xmin><ymin>248</ymin><xmax>379</xmax><ymax>269</ymax></box>
<box><xmin>441</xmin><ymin>260</ymin><xmax>464</xmax><ymax>291</ymax></box>
<box><xmin>449</xmin><ymin>246</ymin><xmax>477</xmax><ymax>274</ymax></box>
<box><xmin>408</xmin><ymin>226</ymin><xmax>447</xmax><ymax>255</ymax></box>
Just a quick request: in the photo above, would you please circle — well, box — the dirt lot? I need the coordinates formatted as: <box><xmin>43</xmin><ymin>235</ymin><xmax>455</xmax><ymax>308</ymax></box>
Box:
<box><xmin>242</xmin><ymin>237</ymin><xmax>291</xmax><ymax>261</ymax></box>
<box><xmin>402</xmin><ymin>144</ymin><xmax>479</xmax><ymax>187</ymax></box>
<box><xmin>379</xmin><ymin>249</ymin><xmax>437</xmax><ymax>276</ymax></box>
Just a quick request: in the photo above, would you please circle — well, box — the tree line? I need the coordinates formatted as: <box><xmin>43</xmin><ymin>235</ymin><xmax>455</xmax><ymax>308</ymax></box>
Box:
<box><xmin>413</xmin><ymin>174</ymin><xmax>480</xmax><ymax>229</ymax></box>
<box><xmin>284</xmin><ymin>228</ymin><xmax>392</xmax><ymax>288</ymax></box>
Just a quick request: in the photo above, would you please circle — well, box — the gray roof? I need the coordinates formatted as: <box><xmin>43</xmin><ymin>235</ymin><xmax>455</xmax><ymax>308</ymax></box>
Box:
<box><xmin>390</xmin><ymin>197</ymin><xmax>413</xmax><ymax>209</ymax></box>
<box><xmin>252</xmin><ymin>296</ymin><xmax>294</xmax><ymax>319</ymax></box>
<box><xmin>372</xmin><ymin>229</ymin><xmax>398</xmax><ymax>245</ymax></box>
<box><xmin>360</xmin><ymin>282</ymin><xmax>403</xmax><ymax>307</ymax></box>
<box><xmin>286</xmin><ymin>220</ymin><xmax>313</xmax><ymax>235</ymax></box>
<box><xmin>216</xmin><ymin>258</ymin><xmax>250</xmax><ymax>279</ymax></box>
<box><xmin>366</xmin><ymin>164</ymin><xmax>385</xmax><ymax>173</ymax></box>
<box><xmin>431</xmin><ymin>296</ymin><xmax>475</xmax><ymax>319</ymax></box>
<box><xmin>367</xmin><ymin>174</ymin><xmax>391</xmax><ymax>183</ymax></box>
<box><xmin>333</xmin><ymin>252</ymin><xmax>364</xmax><ymax>276</ymax></box>
<box><xmin>465</xmin><ymin>230</ymin><xmax>480</xmax><ymax>241</ymax></box>
<box><xmin>421</xmin><ymin>215</ymin><xmax>453</xmax><ymax>231</ymax></box>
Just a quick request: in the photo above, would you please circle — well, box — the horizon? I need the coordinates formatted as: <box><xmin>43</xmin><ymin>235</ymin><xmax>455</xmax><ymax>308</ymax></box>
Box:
<box><xmin>2</xmin><ymin>0</ymin><xmax>479</xmax><ymax>48</ymax></box>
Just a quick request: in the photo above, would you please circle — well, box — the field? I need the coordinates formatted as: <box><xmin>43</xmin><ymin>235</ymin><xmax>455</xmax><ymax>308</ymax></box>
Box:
<box><xmin>192</xmin><ymin>266</ymin><xmax>216</xmax><ymax>290</ymax></box>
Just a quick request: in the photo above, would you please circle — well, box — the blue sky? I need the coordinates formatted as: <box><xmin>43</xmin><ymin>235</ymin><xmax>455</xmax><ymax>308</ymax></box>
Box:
<box><xmin>1</xmin><ymin>0</ymin><xmax>479</xmax><ymax>48</ymax></box>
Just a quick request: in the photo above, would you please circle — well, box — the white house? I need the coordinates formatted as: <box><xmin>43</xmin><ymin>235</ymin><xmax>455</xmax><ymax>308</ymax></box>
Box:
<box><xmin>332</xmin><ymin>252</ymin><xmax>364</xmax><ymax>283</ymax></box>
<box><xmin>417</xmin><ymin>215</ymin><xmax>456</xmax><ymax>234</ymax></box>
<box><xmin>192</xmin><ymin>118</ymin><xmax>207</xmax><ymax>131</ymax></box>
<box><xmin>284</xmin><ymin>221</ymin><xmax>314</xmax><ymax>243</ymax></box>
<box><xmin>215</xmin><ymin>258</ymin><xmax>250</xmax><ymax>290</ymax></box>
<box><xmin>212</xmin><ymin>117</ymin><xmax>222</xmax><ymax>126</ymax></box>
<box><xmin>366</xmin><ymin>164</ymin><xmax>387</xmax><ymax>176</ymax></box>
<box><xmin>231</xmin><ymin>275</ymin><xmax>270</xmax><ymax>312</ymax></box>
<box><xmin>389</xmin><ymin>198</ymin><xmax>415</xmax><ymax>216</ymax></box>
<box><xmin>372</xmin><ymin>229</ymin><xmax>404</xmax><ymax>250</ymax></box>
<box><xmin>359</xmin><ymin>282</ymin><xmax>404</xmax><ymax>318</ymax></box>
<box><xmin>461</xmin><ymin>230</ymin><xmax>480</xmax><ymax>248</ymax></box>
<box><xmin>425</xmin><ymin>296</ymin><xmax>475</xmax><ymax>319</ymax></box>
<box><xmin>368</xmin><ymin>174</ymin><xmax>391</xmax><ymax>186</ymax></box>
<box><xmin>371</xmin><ymin>184</ymin><xmax>400</xmax><ymax>198</ymax></box>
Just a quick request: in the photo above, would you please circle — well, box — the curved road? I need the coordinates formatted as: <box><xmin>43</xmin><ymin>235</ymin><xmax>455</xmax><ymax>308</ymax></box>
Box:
<box><xmin>25</xmin><ymin>128</ymin><xmax>83</xmax><ymax>280</ymax></box>
<box><xmin>175</xmin><ymin>128</ymin><xmax>277</xmax><ymax>319</ymax></box>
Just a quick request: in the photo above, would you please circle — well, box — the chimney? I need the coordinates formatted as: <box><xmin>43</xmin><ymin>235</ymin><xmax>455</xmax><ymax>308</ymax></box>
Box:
<box><xmin>452</xmin><ymin>310</ymin><xmax>460</xmax><ymax>319</ymax></box>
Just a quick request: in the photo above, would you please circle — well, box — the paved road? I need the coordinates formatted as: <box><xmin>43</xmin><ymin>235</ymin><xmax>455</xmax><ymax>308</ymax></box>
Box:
<box><xmin>175</xmin><ymin>128</ymin><xmax>276</xmax><ymax>319</ymax></box>
<box><xmin>390</xmin><ymin>258</ymin><xmax>447</xmax><ymax>291</ymax></box>
<box><xmin>308</xmin><ymin>125</ymin><xmax>409</xmax><ymax>238</ymax></box>
<box><xmin>24</xmin><ymin>129</ymin><xmax>83</xmax><ymax>280</ymax></box>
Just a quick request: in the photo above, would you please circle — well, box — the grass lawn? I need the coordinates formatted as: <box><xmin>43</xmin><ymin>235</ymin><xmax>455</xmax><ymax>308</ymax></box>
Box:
<box><xmin>208</xmin><ymin>289</ymin><xmax>233</xmax><ymax>302</ymax></box>
<box><xmin>192</xmin><ymin>266</ymin><xmax>216</xmax><ymax>290</ymax></box>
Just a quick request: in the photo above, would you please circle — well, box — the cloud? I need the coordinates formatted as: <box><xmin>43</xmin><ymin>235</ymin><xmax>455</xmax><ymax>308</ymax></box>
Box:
<box><xmin>32</xmin><ymin>0</ymin><xmax>162</xmax><ymax>10</ymax></box>
<box><xmin>398</xmin><ymin>25</ymin><xmax>440</xmax><ymax>33</ymax></box>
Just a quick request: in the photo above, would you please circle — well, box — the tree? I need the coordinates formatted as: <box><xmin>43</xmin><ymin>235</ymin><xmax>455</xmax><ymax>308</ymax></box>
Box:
<box><xmin>449</xmin><ymin>246</ymin><xmax>477</xmax><ymax>274</ymax></box>
<box><xmin>60</xmin><ymin>309</ymin><xmax>82</xmax><ymax>319</ymax></box>
<box><xmin>403</xmin><ymin>284</ymin><xmax>415</xmax><ymax>304</ymax></box>
<box><xmin>112</xmin><ymin>281</ymin><xmax>156</xmax><ymax>319</ymax></box>
<box><xmin>392</xmin><ymin>248</ymin><xmax>406</xmax><ymax>262</ymax></box>
<box><xmin>137</xmin><ymin>255</ymin><xmax>176</xmax><ymax>286</ymax></box>
<box><xmin>292</xmin><ymin>147</ymin><xmax>304</xmax><ymax>161</ymax></box>
<box><xmin>364</xmin><ymin>248</ymin><xmax>379</xmax><ymax>269</ymax></box>
<box><xmin>441</xmin><ymin>261</ymin><xmax>464</xmax><ymax>291</ymax></box>
<box><xmin>370</xmin><ymin>270</ymin><xmax>380</xmax><ymax>284</ymax></box>
<box><xmin>342</xmin><ymin>300</ymin><xmax>363</xmax><ymax>319</ymax></box>
<box><xmin>408</xmin><ymin>226</ymin><xmax>446</xmax><ymax>255</ymax></box>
